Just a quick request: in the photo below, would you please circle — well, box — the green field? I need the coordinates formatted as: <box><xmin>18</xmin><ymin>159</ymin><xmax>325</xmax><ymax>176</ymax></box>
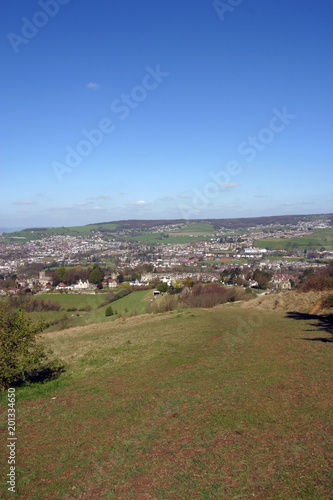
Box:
<box><xmin>254</xmin><ymin>228</ymin><xmax>333</xmax><ymax>251</ymax></box>
<box><xmin>175</xmin><ymin>222</ymin><xmax>215</xmax><ymax>234</ymax></box>
<box><xmin>28</xmin><ymin>290</ymin><xmax>154</xmax><ymax>331</ymax></box>
<box><xmin>1</xmin><ymin>221</ymin><xmax>216</xmax><ymax>245</ymax></box>
<box><xmin>1</xmin><ymin>302</ymin><xmax>332</xmax><ymax>498</ymax></box>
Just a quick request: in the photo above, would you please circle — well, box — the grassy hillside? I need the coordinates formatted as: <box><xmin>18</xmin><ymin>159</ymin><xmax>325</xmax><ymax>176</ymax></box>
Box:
<box><xmin>29</xmin><ymin>290</ymin><xmax>154</xmax><ymax>331</ymax></box>
<box><xmin>2</xmin><ymin>217</ymin><xmax>332</xmax><ymax>245</ymax></box>
<box><xmin>254</xmin><ymin>228</ymin><xmax>333</xmax><ymax>251</ymax></box>
<box><xmin>0</xmin><ymin>223</ymin><xmax>118</xmax><ymax>242</ymax></box>
<box><xmin>0</xmin><ymin>304</ymin><xmax>332</xmax><ymax>498</ymax></box>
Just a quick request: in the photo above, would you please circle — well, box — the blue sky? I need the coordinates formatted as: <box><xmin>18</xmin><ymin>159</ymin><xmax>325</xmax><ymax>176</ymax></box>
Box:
<box><xmin>1</xmin><ymin>0</ymin><xmax>332</xmax><ymax>228</ymax></box>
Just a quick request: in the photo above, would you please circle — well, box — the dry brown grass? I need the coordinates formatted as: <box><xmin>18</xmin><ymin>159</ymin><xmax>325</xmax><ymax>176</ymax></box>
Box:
<box><xmin>240</xmin><ymin>290</ymin><xmax>331</xmax><ymax>314</ymax></box>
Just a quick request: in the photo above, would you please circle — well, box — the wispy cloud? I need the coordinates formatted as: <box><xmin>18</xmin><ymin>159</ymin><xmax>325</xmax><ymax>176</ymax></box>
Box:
<box><xmin>178</xmin><ymin>194</ymin><xmax>191</xmax><ymax>199</ymax></box>
<box><xmin>45</xmin><ymin>205</ymin><xmax>74</xmax><ymax>212</ymax></box>
<box><xmin>132</xmin><ymin>200</ymin><xmax>148</xmax><ymax>206</ymax></box>
<box><xmin>13</xmin><ymin>200</ymin><xmax>36</xmax><ymax>205</ymax></box>
<box><xmin>254</xmin><ymin>194</ymin><xmax>268</xmax><ymax>198</ymax></box>
<box><xmin>86</xmin><ymin>82</ymin><xmax>100</xmax><ymax>90</ymax></box>
<box><xmin>159</xmin><ymin>195</ymin><xmax>174</xmax><ymax>201</ymax></box>
<box><xmin>88</xmin><ymin>195</ymin><xmax>112</xmax><ymax>201</ymax></box>
<box><xmin>218</xmin><ymin>182</ymin><xmax>240</xmax><ymax>191</ymax></box>
<box><xmin>124</xmin><ymin>200</ymin><xmax>151</xmax><ymax>210</ymax></box>
<box><xmin>45</xmin><ymin>203</ymin><xmax>107</xmax><ymax>212</ymax></box>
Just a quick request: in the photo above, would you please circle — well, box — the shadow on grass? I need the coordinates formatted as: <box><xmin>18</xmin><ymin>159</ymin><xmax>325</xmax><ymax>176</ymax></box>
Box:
<box><xmin>11</xmin><ymin>362</ymin><xmax>66</xmax><ymax>388</ymax></box>
<box><xmin>286</xmin><ymin>312</ymin><xmax>333</xmax><ymax>342</ymax></box>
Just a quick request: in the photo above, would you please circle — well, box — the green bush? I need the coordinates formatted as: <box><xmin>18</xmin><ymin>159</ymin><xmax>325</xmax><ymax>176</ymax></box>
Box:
<box><xmin>105</xmin><ymin>306</ymin><xmax>114</xmax><ymax>317</ymax></box>
<box><xmin>0</xmin><ymin>303</ymin><xmax>62</xmax><ymax>390</ymax></box>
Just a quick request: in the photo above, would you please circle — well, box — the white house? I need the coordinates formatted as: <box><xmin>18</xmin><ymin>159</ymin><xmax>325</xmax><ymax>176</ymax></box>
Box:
<box><xmin>108</xmin><ymin>279</ymin><xmax>118</xmax><ymax>289</ymax></box>
<box><xmin>73</xmin><ymin>280</ymin><xmax>91</xmax><ymax>290</ymax></box>
<box><xmin>129</xmin><ymin>280</ymin><xmax>143</xmax><ymax>287</ymax></box>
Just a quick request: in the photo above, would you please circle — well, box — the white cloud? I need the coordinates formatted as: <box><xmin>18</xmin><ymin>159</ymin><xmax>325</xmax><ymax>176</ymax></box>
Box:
<box><xmin>86</xmin><ymin>82</ymin><xmax>100</xmax><ymax>90</ymax></box>
<box><xmin>218</xmin><ymin>182</ymin><xmax>240</xmax><ymax>191</ymax></box>
<box><xmin>88</xmin><ymin>195</ymin><xmax>111</xmax><ymax>201</ymax></box>
<box><xmin>45</xmin><ymin>205</ymin><xmax>74</xmax><ymax>211</ymax></box>
<box><xmin>159</xmin><ymin>195</ymin><xmax>174</xmax><ymax>201</ymax></box>
<box><xmin>133</xmin><ymin>200</ymin><xmax>147</xmax><ymax>206</ymax></box>
<box><xmin>13</xmin><ymin>200</ymin><xmax>36</xmax><ymax>205</ymax></box>
<box><xmin>178</xmin><ymin>194</ymin><xmax>191</xmax><ymax>199</ymax></box>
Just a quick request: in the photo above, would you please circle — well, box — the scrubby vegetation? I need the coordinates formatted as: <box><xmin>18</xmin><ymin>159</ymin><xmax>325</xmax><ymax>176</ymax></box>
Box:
<box><xmin>147</xmin><ymin>283</ymin><xmax>248</xmax><ymax>313</ymax></box>
<box><xmin>299</xmin><ymin>260</ymin><xmax>333</xmax><ymax>292</ymax></box>
<box><xmin>0</xmin><ymin>303</ymin><xmax>63</xmax><ymax>390</ymax></box>
<box><xmin>321</xmin><ymin>293</ymin><xmax>333</xmax><ymax>310</ymax></box>
<box><xmin>99</xmin><ymin>287</ymin><xmax>132</xmax><ymax>307</ymax></box>
<box><xmin>8</xmin><ymin>294</ymin><xmax>61</xmax><ymax>312</ymax></box>
<box><xmin>181</xmin><ymin>283</ymin><xmax>235</xmax><ymax>308</ymax></box>
<box><xmin>105</xmin><ymin>306</ymin><xmax>114</xmax><ymax>317</ymax></box>
<box><xmin>147</xmin><ymin>294</ymin><xmax>179</xmax><ymax>313</ymax></box>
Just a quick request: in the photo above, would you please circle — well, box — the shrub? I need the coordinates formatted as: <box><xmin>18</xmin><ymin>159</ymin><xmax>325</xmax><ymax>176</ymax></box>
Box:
<box><xmin>157</xmin><ymin>282</ymin><xmax>168</xmax><ymax>293</ymax></box>
<box><xmin>8</xmin><ymin>296</ymin><xmax>61</xmax><ymax>312</ymax></box>
<box><xmin>57</xmin><ymin>314</ymin><xmax>71</xmax><ymax>330</ymax></box>
<box><xmin>181</xmin><ymin>283</ymin><xmax>234</xmax><ymax>309</ymax></box>
<box><xmin>322</xmin><ymin>294</ymin><xmax>333</xmax><ymax>310</ymax></box>
<box><xmin>105</xmin><ymin>306</ymin><xmax>113</xmax><ymax>317</ymax></box>
<box><xmin>299</xmin><ymin>261</ymin><xmax>333</xmax><ymax>292</ymax></box>
<box><xmin>147</xmin><ymin>294</ymin><xmax>179</xmax><ymax>313</ymax></box>
<box><xmin>100</xmin><ymin>288</ymin><xmax>132</xmax><ymax>307</ymax></box>
<box><xmin>0</xmin><ymin>303</ymin><xmax>62</xmax><ymax>390</ymax></box>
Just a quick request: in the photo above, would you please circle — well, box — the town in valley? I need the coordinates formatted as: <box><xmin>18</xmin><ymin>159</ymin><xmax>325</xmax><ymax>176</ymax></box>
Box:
<box><xmin>1</xmin><ymin>213</ymin><xmax>332</xmax><ymax>295</ymax></box>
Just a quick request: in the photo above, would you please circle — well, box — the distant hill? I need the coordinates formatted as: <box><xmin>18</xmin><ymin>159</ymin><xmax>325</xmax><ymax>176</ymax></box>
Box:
<box><xmin>2</xmin><ymin>213</ymin><xmax>332</xmax><ymax>243</ymax></box>
<box><xmin>89</xmin><ymin>213</ymin><xmax>333</xmax><ymax>231</ymax></box>
<box><xmin>0</xmin><ymin>227</ymin><xmax>25</xmax><ymax>234</ymax></box>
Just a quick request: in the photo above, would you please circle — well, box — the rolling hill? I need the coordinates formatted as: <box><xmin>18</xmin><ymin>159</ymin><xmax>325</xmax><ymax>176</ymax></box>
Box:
<box><xmin>0</xmin><ymin>299</ymin><xmax>332</xmax><ymax>498</ymax></box>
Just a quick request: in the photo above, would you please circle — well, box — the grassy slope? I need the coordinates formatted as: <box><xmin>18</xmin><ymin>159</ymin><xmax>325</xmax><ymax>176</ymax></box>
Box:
<box><xmin>241</xmin><ymin>290</ymin><xmax>333</xmax><ymax>314</ymax></box>
<box><xmin>0</xmin><ymin>304</ymin><xmax>332</xmax><ymax>499</ymax></box>
<box><xmin>125</xmin><ymin>234</ymin><xmax>211</xmax><ymax>244</ymax></box>
<box><xmin>254</xmin><ymin>228</ymin><xmax>333</xmax><ymax>250</ymax></box>
<box><xmin>29</xmin><ymin>290</ymin><xmax>153</xmax><ymax>330</ymax></box>
<box><xmin>2</xmin><ymin>221</ymin><xmax>216</xmax><ymax>244</ymax></box>
<box><xmin>0</xmin><ymin>223</ymin><xmax>118</xmax><ymax>242</ymax></box>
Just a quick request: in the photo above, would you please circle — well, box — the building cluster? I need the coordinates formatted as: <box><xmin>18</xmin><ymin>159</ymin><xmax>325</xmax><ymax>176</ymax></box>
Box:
<box><xmin>0</xmin><ymin>218</ymin><xmax>332</xmax><ymax>295</ymax></box>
